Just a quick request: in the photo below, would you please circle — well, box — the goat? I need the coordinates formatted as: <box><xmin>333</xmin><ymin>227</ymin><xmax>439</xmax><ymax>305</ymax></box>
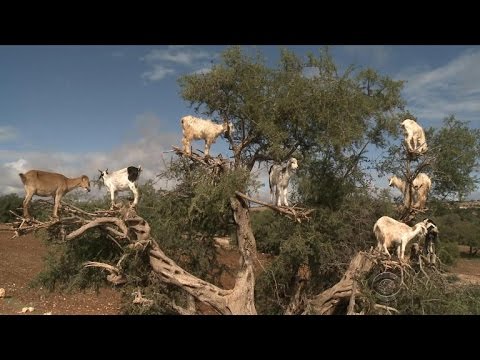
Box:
<box><xmin>388</xmin><ymin>173</ymin><xmax>432</xmax><ymax>209</ymax></box>
<box><xmin>423</xmin><ymin>218</ymin><xmax>439</xmax><ymax>257</ymax></box>
<box><xmin>412</xmin><ymin>173</ymin><xmax>432</xmax><ymax>209</ymax></box>
<box><xmin>19</xmin><ymin>170</ymin><xmax>90</xmax><ymax>219</ymax></box>
<box><xmin>373</xmin><ymin>216</ymin><xmax>429</xmax><ymax>260</ymax></box>
<box><xmin>180</xmin><ymin>115</ymin><xmax>234</xmax><ymax>156</ymax></box>
<box><xmin>98</xmin><ymin>166</ymin><xmax>142</xmax><ymax>209</ymax></box>
<box><xmin>268</xmin><ymin>158</ymin><xmax>298</xmax><ymax>207</ymax></box>
<box><xmin>401</xmin><ymin>119</ymin><xmax>428</xmax><ymax>155</ymax></box>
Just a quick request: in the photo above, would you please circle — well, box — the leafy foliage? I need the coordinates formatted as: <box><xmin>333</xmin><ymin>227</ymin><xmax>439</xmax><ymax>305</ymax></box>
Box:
<box><xmin>253</xmin><ymin>189</ymin><xmax>396</xmax><ymax>314</ymax></box>
<box><xmin>179</xmin><ymin>46</ymin><xmax>407</xmax><ymax>175</ymax></box>
<box><xmin>13</xmin><ymin>46</ymin><xmax>480</xmax><ymax>315</ymax></box>
<box><xmin>0</xmin><ymin>193</ymin><xmax>23</xmax><ymax>222</ymax></box>
<box><xmin>428</xmin><ymin>116</ymin><xmax>480</xmax><ymax>201</ymax></box>
<box><xmin>361</xmin><ymin>268</ymin><xmax>480</xmax><ymax>315</ymax></box>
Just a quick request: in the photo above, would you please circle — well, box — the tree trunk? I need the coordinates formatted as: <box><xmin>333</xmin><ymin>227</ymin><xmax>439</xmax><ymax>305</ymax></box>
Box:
<box><xmin>145</xmin><ymin>194</ymin><xmax>258</xmax><ymax>314</ymax></box>
<box><xmin>307</xmin><ymin>251</ymin><xmax>375</xmax><ymax>315</ymax></box>
<box><xmin>148</xmin><ymin>241</ymin><xmax>256</xmax><ymax>314</ymax></box>
<box><xmin>230</xmin><ymin>194</ymin><xmax>257</xmax><ymax>263</ymax></box>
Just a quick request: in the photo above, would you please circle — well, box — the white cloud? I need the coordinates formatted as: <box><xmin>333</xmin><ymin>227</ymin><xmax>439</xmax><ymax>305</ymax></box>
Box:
<box><xmin>141</xmin><ymin>64</ymin><xmax>175</xmax><ymax>82</ymax></box>
<box><xmin>192</xmin><ymin>67</ymin><xmax>212</xmax><ymax>75</ymax></box>
<box><xmin>141</xmin><ymin>46</ymin><xmax>218</xmax><ymax>82</ymax></box>
<box><xmin>0</xmin><ymin>126</ymin><xmax>17</xmax><ymax>142</ymax></box>
<box><xmin>396</xmin><ymin>48</ymin><xmax>480</xmax><ymax>124</ymax></box>
<box><xmin>4</xmin><ymin>158</ymin><xmax>28</xmax><ymax>173</ymax></box>
<box><xmin>143</xmin><ymin>46</ymin><xmax>212</xmax><ymax>66</ymax></box>
<box><xmin>0</xmin><ymin>113</ymin><xmax>181</xmax><ymax>197</ymax></box>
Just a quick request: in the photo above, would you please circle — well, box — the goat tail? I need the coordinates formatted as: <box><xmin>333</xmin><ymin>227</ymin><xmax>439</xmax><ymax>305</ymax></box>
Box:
<box><xmin>19</xmin><ymin>173</ymin><xmax>26</xmax><ymax>184</ymax></box>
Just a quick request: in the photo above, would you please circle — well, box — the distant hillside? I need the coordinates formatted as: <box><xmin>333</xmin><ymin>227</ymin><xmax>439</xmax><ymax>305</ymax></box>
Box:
<box><xmin>448</xmin><ymin>200</ymin><xmax>480</xmax><ymax>209</ymax></box>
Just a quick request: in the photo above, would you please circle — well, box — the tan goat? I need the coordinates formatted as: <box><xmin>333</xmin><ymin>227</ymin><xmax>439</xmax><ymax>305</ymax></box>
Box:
<box><xmin>19</xmin><ymin>170</ymin><xmax>91</xmax><ymax>219</ymax></box>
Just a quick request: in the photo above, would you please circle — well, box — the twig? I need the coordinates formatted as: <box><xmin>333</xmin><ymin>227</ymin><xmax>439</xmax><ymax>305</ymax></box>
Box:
<box><xmin>61</xmin><ymin>200</ymin><xmax>97</xmax><ymax>217</ymax></box>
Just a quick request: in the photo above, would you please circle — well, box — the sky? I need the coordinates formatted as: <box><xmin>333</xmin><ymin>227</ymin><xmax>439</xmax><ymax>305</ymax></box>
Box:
<box><xmin>1</xmin><ymin>45</ymin><xmax>479</xmax><ymax>201</ymax></box>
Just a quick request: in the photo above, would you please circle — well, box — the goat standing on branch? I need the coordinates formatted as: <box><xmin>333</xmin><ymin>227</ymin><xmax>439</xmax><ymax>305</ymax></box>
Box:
<box><xmin>389</xmin><ymin>173</ymin><xmax>432</xmax><ymax>209</ymax></box>
<box><xmin>99</xmin><ymin>166</ymin><xmax>142</xmax><ymax>209</ymax></box>
<box><xmin>268</xmin><ymin>157</ymin><xmax>298</xmax><ymax>207</ymax></box>
<box><xmin>19</xmin><ymin>170</ymin><xmax>91</xmax><ymax>219</ymax></box>
<box><xmin>180</xmin><ymin>115</ymin><xmax>234</xmax><ymax>156</ymax></box>
<box><xmin>423</xmin><ymin>218</ymin><xmax>439</xmax><ymax>263</ymax></box>
<box><xmin>401</xmin><ymin>119</ymin><xmax>428</xmax><ymax>155</ymax></box>
<box><xmin>373</xmin><ymin>216</ymin><xmax>429</xmax><ymax>260</ymax></box>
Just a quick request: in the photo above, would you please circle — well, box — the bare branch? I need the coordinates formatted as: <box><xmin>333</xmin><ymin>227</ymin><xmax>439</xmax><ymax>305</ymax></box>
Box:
<box><xmin>235</xmin><ymin>191</ymin><xmax>314</xmax><ymax>223</ymax></box>
<box><xmin>60</xmin><ymin>200</ymin><xmax>97</xmax><ymax>217</ymax></box>
<box><xmin>83</xmin><ymin>261</ymin><xmax>127</xmax><ymax>285</ymax></box>
<box><xmin>66</xmin><ymin>217</ymin><xmax>128</xmax><ymax>241</ymax></box>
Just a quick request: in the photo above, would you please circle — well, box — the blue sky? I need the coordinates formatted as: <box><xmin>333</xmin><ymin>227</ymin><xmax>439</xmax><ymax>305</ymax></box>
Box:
<box><xmin>1</xmin><ymin>45</ymin><xmax>479</xmax><ymax>200</ymax></box>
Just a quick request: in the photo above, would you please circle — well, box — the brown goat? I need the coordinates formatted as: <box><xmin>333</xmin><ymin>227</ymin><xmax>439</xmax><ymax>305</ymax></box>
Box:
<box><xmin>19</xmin><ymin>170</ymin><xmax>91</xmax><ymax>219</ymax></box>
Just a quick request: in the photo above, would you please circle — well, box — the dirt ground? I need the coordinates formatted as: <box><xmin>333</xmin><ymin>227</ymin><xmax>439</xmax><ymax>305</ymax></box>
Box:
<box><xmin>0</xmin><ymin>224</ymin><xmax>122</xmax><ymax>315</ymax></box>
<box><xmin>1</xmin><ymin>222</ymin><xmax>479</xmax><ymax>315</ymax></box>
<box><xmin>0</xmin><ymin>224</ymin><xmax>272</xmax><ymax>315</ymax></box>
<box><xmin>449</xmin><ymin>245</ymin><xmax>480</xmax><ymax>285</ymax></box>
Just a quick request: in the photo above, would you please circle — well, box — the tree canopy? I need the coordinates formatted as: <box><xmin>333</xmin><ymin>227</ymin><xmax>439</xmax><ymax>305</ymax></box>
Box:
<box><xmin>428</xmin><ymin>115</ymin><xmax>480</xmax><ymax>201</ymax></box>
<box><xmin>11</xmin><ymin>46</ymin><xmax>480</xmax><ymax>315</ymax></box>
<box><xmin>179</xmin><ymin>47</ymin><xmax>407</xmax><ymax>175</ymax></box>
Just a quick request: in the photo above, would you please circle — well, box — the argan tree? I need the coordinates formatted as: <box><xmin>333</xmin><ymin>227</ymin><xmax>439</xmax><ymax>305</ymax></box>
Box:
<box><xmin>12</xmin><ymin>46</ymin><xmax>411</xmax><ymax>314</ymax></box>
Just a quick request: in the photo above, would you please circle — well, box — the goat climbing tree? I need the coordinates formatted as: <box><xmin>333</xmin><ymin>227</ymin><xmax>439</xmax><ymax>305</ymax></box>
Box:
<box><xmin>9</xmin><ymin>46</ymin><xmax>416</xmax><ymax>314</ymax></box>
<box><xmin>9</xmin><ymin>149</ymin><xmax>312</xmax><ymax>315</ymax></box>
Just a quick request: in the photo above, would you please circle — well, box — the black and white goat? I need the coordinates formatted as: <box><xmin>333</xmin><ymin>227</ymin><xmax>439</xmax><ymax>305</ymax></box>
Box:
<box><xmin>98</xmin><ymin>165</ymin><xmax>142</xmax><ymax>209</ymax></box>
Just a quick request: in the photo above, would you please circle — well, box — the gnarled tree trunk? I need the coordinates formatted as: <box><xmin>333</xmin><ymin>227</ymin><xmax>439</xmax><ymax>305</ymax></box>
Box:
<box><xmin>307</xmin><ymin>251</ymin><xmax>375</xmax><ymax>315</ymax></box>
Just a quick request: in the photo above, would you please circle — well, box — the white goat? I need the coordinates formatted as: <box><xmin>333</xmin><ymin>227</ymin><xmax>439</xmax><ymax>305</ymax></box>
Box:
<box><xmin>389</xmin><ymin>173</ymin><xmax>432</xmax><ymax>209</ymax></box>
<box><xmin>19</xmin><ymin>170</ymin><xmax>91</xmax><ymax>219</ymax></box>
<box><xmin>99</xmin><ymin>166</ymin><xmax>142</xmax><ymax>209</ymax></box>
<box><xmin>180</xmin><ymin>115</ymin><xmax>233</xmax><ymax>156</ymax></box>
<box><xmin>268</xmin><ymin>158</ymin><xmax>298</xmax><ymax>207</ymax></box>
<box><xmin>401</xmin><ymin>119</ymin><xmax>428</xmax><ymax>155</ymax></box>
<box><xmin>373</xmin><ymin>216</ymin><xmax>429</xmax><ymax>260</ymax></box>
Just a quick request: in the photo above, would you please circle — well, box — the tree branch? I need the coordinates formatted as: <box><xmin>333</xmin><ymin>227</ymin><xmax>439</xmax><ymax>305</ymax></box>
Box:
<box><xmin>235</xmin><ymin>191</ymin><xmax>314</xmax><ymax>223</ymax></box>
<box><xmin>342</xmin><ymin>141</ymin><xmax>370</xmax><ymax>180</ymax></box>
<box><xmin>65</xmin><ymin>217</ymin><xmax>128</xmax><ymax>241</ymax></box>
